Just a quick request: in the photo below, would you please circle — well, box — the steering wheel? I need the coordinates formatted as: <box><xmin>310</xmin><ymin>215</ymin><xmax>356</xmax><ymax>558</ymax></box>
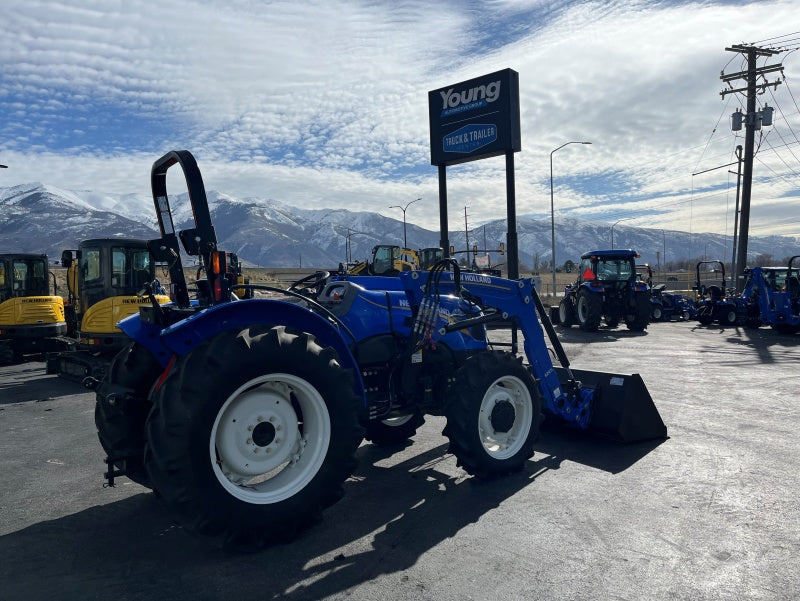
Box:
<box><xmin>288</xmin><ymin>270</ymin><xmax>330</xmax><ymax>297</ymax></box>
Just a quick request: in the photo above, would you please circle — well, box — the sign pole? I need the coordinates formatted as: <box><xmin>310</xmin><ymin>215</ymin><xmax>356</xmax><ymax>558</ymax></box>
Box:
<box><xmin>438</xmin><ymin>164</ymin><xmax>449</xmax><ymax>257</ymax></box>
<box><xmin>505</xmin><ymin>151</ymin><xmax>519</xmax><ymax>280</ymax></box>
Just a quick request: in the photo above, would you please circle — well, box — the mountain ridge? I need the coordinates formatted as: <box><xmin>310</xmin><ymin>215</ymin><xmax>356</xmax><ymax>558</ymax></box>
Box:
<box><xmin>1</xmin><ymin>183</ymin><xmax>797</xmax><ymax>270</ymax></box>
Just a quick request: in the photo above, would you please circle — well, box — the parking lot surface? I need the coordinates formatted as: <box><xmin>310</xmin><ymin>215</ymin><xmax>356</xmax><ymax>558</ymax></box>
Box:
<box><xmin>1</xmin><ymin>321</ymin><xmax>798</xmax><ymax>601</ymax></box>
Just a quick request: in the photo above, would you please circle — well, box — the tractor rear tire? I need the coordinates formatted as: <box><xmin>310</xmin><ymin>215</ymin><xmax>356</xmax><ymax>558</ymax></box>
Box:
<box><xmin>625</xmin><ymin>292</ymin><xmax>650</xmax><ymax>331</ymax></box>
<box><xmin>365</xmin><ymin>411</ymin><xmax>425</xmax><ymax>446</ymax></box>
<box><xmin>651</xmin><ymin>304</ymin><xmax>663</xmax><ymax>321</ymax></box>
<box><xmin>443</xmin><ymin>351</ymin><xmax>540</xmax><ymax>479</ymax></box>
<box><xmin>723</xmin><ymin>307</ymin><xmax>739</xmax><ymax>326</ymax></box>
<box><xmin>576</xmin><ymin>290</ymin><xmax>602</xmax><ymax>331</ymax></box>
<box><xmin>558</xmin><ymin>297</ymin><xmax>576</xmax><ymax>327</ymax></box>
<box><xmin>95</xmin><ymin>342</ymin><xmax>162</xmax><ymax>488</ymax></box>
<box><xmin>143</xmin><ymin>325</ymin><xmax>364</xmax><ymax>547</ymax></box>
<box><xmin>697</xmin><ymin>306</ymin><xmax>714</xmax><ymax>325</ymax></box>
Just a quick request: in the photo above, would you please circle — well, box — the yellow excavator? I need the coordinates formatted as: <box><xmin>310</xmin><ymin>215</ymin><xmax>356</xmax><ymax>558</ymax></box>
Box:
<box><xmin>46</xmin><ymin>238</ymin><xmax>170</xmax><ymax>381</ymax></box>
<box><xmin>346</xmin><ymin>244</ymin><xmax>443</xmax><ymax>275</ymax></box>
<box><xmin>0</xmin><ymin>253</ymin><xmax>71</xmax><ymax>364</ymax></box>
<box><xmin>419</xmin><ymin>247</ymin><xmax>445</xmax><ymax>270</ymax></box>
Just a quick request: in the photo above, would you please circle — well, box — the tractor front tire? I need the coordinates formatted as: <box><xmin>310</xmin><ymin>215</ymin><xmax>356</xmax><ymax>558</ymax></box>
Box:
<box><xmin>443</xmin><ymin>352</ymin><xmax>541</xmax><ymax>479</ymax></box>
<box><xmin>95</xmin><ymin>342</ymin><xmax>163</xmax><ymax>488</ymax></box>
<box><xmin>625</xmin><ymin>292</ymin><xmax>650</xmax><ymax>331</ymax></box>
<box><xmin>143</xmin><ymin>325</ymin><xmax>364</xmax><ymax>547</ymax></box>
<box><xmin>723</xmin><ymin>307</ymin><xmax>739</xmax><ymax>326</ymax></box>
<box><xmin>365</xmin><ymin>411</ymin><xmax>425</xmax><ymax>446</ymax></box>
<box><xmin>576</xmin><ymin>290</ymin><xmax>602</xmax><ymax>331</ymax></box>
<box><xmin>651</xmin><ymin>303</ymin><xmax>663</xmax><ymax>321</ymax></box>
<box><xmin>558</xmin><ymin>297</ymin><xmax>576</xmax><ymax>327</ymax></box>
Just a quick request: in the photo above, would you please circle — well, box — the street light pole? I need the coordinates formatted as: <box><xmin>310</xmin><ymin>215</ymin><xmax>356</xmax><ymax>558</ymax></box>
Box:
<box><xmin>610</xmin><ymin>217</ymin><xmax>635</xmax><ymax>249</ymax></box>
<box><xmin>550</xmin><ymin>142</ymin><xmax>591</xmax><ymax>295</ymax></box>
<box><xmin>389</xmin><ymin>198</ymin><xmax>420</xmax><ymax>248</ymax></box>
<box><xmin>344</xmin><ymin>229</ymin><xmax>369</xmax><ymax>263</ymax></box>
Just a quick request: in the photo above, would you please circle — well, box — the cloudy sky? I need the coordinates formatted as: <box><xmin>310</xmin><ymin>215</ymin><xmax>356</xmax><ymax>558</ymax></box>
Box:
<box><xmin>1</xmin><ymin>0</ymin><xmax>799</xmax><ymax>239</ymax></box>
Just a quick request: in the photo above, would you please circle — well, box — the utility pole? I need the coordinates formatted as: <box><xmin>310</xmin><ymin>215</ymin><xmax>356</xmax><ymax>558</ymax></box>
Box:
<box><xmin>720</xmin><ymin>43</ymin><xmax>782</xmax><ymax>292</ymax></box>
<box><xmin>729</xmin><ymin>145</ymin><xmax>743</xmax><ymax>288</ymax></box>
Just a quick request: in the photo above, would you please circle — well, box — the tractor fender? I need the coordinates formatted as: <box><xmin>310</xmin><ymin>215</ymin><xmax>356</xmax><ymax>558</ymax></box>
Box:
<box><xmin>118</xmin><ymin>299</ymin><xmax>365</xmax><ymax>398</ymax></box>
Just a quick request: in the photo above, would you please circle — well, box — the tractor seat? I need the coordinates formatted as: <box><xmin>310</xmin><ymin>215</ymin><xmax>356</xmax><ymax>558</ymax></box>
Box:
<box><xmin>706</xmin><ymin>285</ymin><xmax>723</xmax><ymax>300</ymax></box>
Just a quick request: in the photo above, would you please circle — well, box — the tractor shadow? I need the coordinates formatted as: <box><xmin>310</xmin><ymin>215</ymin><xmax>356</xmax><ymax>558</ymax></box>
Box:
<box><xmin>536</xmin><ymin>423</ymin><xmax>666</xmax><ymax>474</ymax></box>
<box><xmin>0</xmin><ymin>430</ymin><xmax>645</xmax><ymax>601</ymax></box>
<box><xmin>0</xmin><ymin>358</ymin><xmax>87</xmax><ymax>406</ymax></box>
<box><xmin>690</xmin><ymin>322</ymin><xmax>799</xmax><ymax>365</ymax></box>
<box><xmin>553</xmin><ymin>325</ymin><xmax>650</xmax><ymax>344</ymax></box>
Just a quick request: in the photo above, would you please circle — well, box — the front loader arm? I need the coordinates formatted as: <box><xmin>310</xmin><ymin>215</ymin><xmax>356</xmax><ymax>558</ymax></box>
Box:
<box><xmin>399</xmin><ymin>270</ymin><xmax>591</xmax><ymax>427</ymax></box>
<box><xmin>418</xmin><ymin>270</ymin><xmax>666</xmax><ymax>442</ymax></box>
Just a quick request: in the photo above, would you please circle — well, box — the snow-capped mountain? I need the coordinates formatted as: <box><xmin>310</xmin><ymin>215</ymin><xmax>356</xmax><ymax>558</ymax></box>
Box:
<box><xmin>1</xmin><ymin>183</ymin><xmax>798</xmax><ymax>269</ymax></box>
<box><xmin>0</xmin><ymin>183</ymin><xmax>160</xmax><ymax>257</ymax></box>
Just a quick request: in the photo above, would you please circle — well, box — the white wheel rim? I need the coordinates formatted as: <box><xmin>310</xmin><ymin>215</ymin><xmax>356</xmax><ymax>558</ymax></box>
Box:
<box><xmin>559</xmin><ymin>302</ymin><xmax>567</xmax><ymax>322</ymax></box>
<box><xmin>577</xmin><ymin>297</ymin><xmax>588</xmax><ymax>321</ymax></box>
<box><xmin>653</xmin><ymin>307</ymin><xmax>662</xmax><ymax>319</ymax></box>
<box><xmin>210</xmin><ymin>373</ymin><xmax>330</xmax><ymax>504</ymax></box>
<box><xmin>477</xmin><ymin>375</ymin><xmax>533</xmax><ymax>460</ymax></box>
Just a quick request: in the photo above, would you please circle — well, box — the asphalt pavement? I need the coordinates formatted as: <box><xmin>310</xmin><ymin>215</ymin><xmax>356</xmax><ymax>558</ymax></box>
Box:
<box><xmin>0</xmin><ymin>321</ymin><xmax>798</xmax><ymax>601</ymax></box>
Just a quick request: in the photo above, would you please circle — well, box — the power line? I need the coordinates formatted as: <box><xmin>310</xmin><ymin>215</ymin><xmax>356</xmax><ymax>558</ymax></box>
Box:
<box><xmin>753</xmin><ymin>31</ymin><xmax>800</xmax><ymax>44</ymax></box>
<box><xmin>752</xmin><ymin>31</ymin><xmax>800</xmax><ymax>52</ymax></box>
<box><xmin>778</xmin><ymin>66</ymin><xmax>800</xmax><ymax>130</ymax></box>
<box><xmin>762</xmin><ymin>124</ymin><xmax>800</xmax><ymax>173</ymax></box>
<box><xmin>756</xmin><ymin>149</ymin><xmax>800</xmax><ymax>183</ymax></box>
<box><xmin>692</xmin><ymin>96</ymin><xmax>734</xmax><ymax>173</ymax></box>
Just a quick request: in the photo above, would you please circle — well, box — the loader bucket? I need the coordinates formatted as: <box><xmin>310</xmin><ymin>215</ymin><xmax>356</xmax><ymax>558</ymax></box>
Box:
<box><xmin>555</xmin><ymin>367</ymin><xmax>667</xmax><ymax>443</ymax></box>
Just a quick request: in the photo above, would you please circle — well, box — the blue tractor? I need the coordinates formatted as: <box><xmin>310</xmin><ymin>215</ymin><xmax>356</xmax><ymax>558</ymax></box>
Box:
<box><xmin>556</xmin><ymin>250</ymin><xmax>651</xmax><ymax>331</ymax></box>
<box><xmin>649</xmin><ymin>286</ymin><xmax>697</xmax><ymax>322</ymax></box>
<box><xmin>693</xmin><ymin>260</ymin><xmax>741</xmax><ymax>326</ymax></box>
<box><xmin>740</xmin><ymin>257</ymin><xmax>800</xmax><ymax>334</ymax></box>
<box><xmin>634</xmin><ymin>263</ymin><xmax>691</xmax><ymax>322</ymax></box>
<box><xmin>92</xmin><ymin>151</ymin><xmax>666</xmax><ymax>547</ymax></box>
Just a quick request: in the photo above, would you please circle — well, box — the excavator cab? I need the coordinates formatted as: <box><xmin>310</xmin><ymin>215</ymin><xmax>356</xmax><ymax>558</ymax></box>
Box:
<box><xmin>0</xmin><ymin>253</ymin><xmax>68</xmax><ymax>363</ymax></box>
<box><xmin>0</xmin><ymin>254</ymin><xmax>51</xmax><ymax>300</ymax></box>
<box><xmin>419</xmin><ymin>247</ymin><xmax>444</xmax><ymax>270</ymax></box>
<box><xmin>371</xmin><ymin>245</ymin><xmax>419</xmax><ymax>275</ymax></box>
<box><xmin>63</xmin><ymin>240</ymin><xmax>158</xmax><ymax>317</ymax></box>
<box><xmin>48</xmin><ymin>239</ymin><xmax>170</xmax><ymax>380</ymax></box>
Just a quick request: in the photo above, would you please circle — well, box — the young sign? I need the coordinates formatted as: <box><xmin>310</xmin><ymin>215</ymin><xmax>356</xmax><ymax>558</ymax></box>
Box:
<box><xmin>428</xmin><ymin>68</ymin><xmax>521</xmax><ymax>166</ymax></box>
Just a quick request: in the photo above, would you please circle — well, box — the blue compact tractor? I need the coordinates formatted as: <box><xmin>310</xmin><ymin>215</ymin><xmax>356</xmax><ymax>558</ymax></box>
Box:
<box><xmin>92</xmin><ymin>151</ymin><xmax>666</xmax><ymax>547</ymax></box>
<box><xmin>556</xmin><ymin>250</ymin><xmax>651</xmax><ymax>331</ymax></box>
<box><xmin>649</xmin><ymin>285</ymin><xmax>696</xmax><ymax>322</ymax></box>
<box><xmin>740</xmin><ymin>257</ymin><xmax>800</xmax><ymax>333</ymax></box>
<box><xmin>693</xmin><ymin>260</ymin><xmax>741</xmax><ymax>326</ymax></box>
